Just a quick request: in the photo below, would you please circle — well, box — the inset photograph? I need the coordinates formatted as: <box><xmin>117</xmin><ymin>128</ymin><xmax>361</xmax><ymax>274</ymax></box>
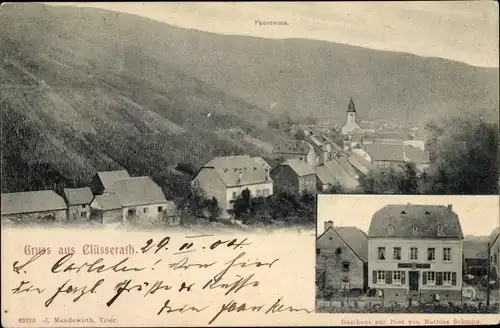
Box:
<box><xmin>315</xmin><ymin>195</ymin><xmax>499</xmax><ymax>313</ymax></box>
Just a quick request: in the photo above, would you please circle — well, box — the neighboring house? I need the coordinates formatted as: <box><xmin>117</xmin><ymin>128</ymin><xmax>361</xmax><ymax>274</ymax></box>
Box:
<box><xmin>271</xmin><ymin>159</ymin><xmax>317</xmax><ymax>194</ymax></box>
<box><xmin>90</xmin><ymin>170</ymin><xmax>130</xmax><ymax>195</ymax></box>
<box><xmin>307</xmin><ymin>133</ymin><xmax>334</xmax><ymax>164</ymax></box>
<box><xmin>316</xmin><ymin>220</ymin><xmax>369</xmax><ymax>293</ymax></box>
<box><xmin>404</xmin><ymin>146</ymin><xmax>431</xmax><ymax>172</ymax></box>
<box><xmin>1</xmin><ymin>190</ymin><xmax>67</xmax><ymax>224</ymax></box>
<box><xmin>63</xmin><ymin>187</ymin><xmax>94</xmax><ymax>220</ymax></box>
<box><xmin>462</xmin><ymin>240</ymin><xmax>489</xmax><ymax>277</ymax></box>
<box><xmin>490</xmin><ymin>226</ymin><xmax>500</xmax><ymax>279</ymax></box>
<box><xmin>368</xmin><ymin>204</ymin><xmax>464</xmax><ymax>303</ymax></box>
<box><xmin>90</xmin><ymin>193</ymin><xmax>122</xmax><ymax>224</ymax></box>
<box><xmin>272</xmin><ymin>140</ymin><xmax>319</xmax><ymax>167</ymax></box>
<box><xmin>347</xmin><ymin>152</ymin><xmax>375</xmax><ymax>176</ymax></box>
<box><xmin>353</xmin><ymin>144</ymin><xmax>406</xmax><ymax>169</ymax></box>
<box><xmin>114</xmin><ymin>176</ymin><xmax>172</xmax><ymax>224</ymax></box>
<box><xmin>191</xmin><ymin>155</ymin><xmax>273</xmax><ymax>219</ymax></box>
<box><xmin>340</xmin><ymin>98</ymin><xmax>362</xmax><ymax>135</ymax></box>
<box><xmin>315</xmin><ymin>159</ymin><xmax>360</xmax><ymax>192</ymax></box>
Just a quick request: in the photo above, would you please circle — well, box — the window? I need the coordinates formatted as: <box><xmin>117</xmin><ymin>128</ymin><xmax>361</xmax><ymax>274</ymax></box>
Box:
<box><xmin>378</xmin><ymin>247</ymin><xmax>386</xmax><ymax>260</ymax></box>
<box><xmin>412</xmin><ymin>225</ymin><xmax>418</xmax><ymax>232</ymax></box>
<box><xmin>428</xmin><ymin>248</ymin><xmax>435</xmax><ymax>261</ymax></box>
<box><xmin>127</xmin><ymin>209</ymin><xmax>135</xmax><ymax>218</ymax></box>
<box><xmin>443</xmin><ymin>272</ymin><xmax>452</xmax><ymax>285</ymax></box>
<box><xmin>82</xmin><ymin>204</ymin><xmax>87</xmax><ymax>208</ymax></box>
<box><xmin>427</xmin><ymin>271</ymin><xmax>436</xmax><ymax>285</ymax></box>
<box><xmin>157</xmin><ymin>206</ymin><xmax>163</xmax><ymax>213</ymax></box>
<box><xmin>410</xmin><ymin>247</ymin><xmax>418</xmax><ymax>260</ymax></box>
<box><xmin>335</xmin><ymin>247</ymin><xmax>342</xmax><ymax>255</ymax></box>
<box><xmin>256</xmin><ymin>189</ymin><xmax>262</xmax><ymax>197</ymax></box>
<box><xmin>232</xmin><ymin>191</ymin><xmax>237</xmax><ymax>200</ymax></box>
<box><xmin>263</xmin><ymin>189</ymin><xmax>270</xmax><ymax>196</ymax></box>
<box><xmin>80</xmin><ymin>212</ymin><xmax>87</xmax><ymax>218</ymax></box>
<box><xmin>342</xmin><ymin>261</ymin><xmax>350</xmax><ymax>272</ymax></box>
<box><xmin>393</xmin><ymin>247</ymin><xmax>401</xmax><ymax>260</ymax></box>
<box><xmin>393</xmin><ymin>271</ymin><xmax>402</xmax><ymax>283</ymax></box>
<box><xmin>443</xmin><ymin>248</ymin><xmax>451</xmax><ymax>261</ymax></box>
<box><xmin>143</xmin><ymin>207</ymin><xmax>149</xmax><ymax>214</ymax></box>
<box><xmin>437</xmin><ymin>225</ymin><xmax>443</xmax><ymax>233</ymax></box>
<box><xmin>316</xmin><ymin>248</ymin><xmax>320</xmax><ymax>255</ymax></box>
<box><xmin>377</xmin><ymin>270</ymin><xmax>386</xmax><ymax>283</ymax></box>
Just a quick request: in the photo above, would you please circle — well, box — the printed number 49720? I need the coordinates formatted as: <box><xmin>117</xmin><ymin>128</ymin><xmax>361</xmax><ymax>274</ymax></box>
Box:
<box><xmin>18</xmin><ymin>318</ymin><xmax>36</xmax><ymax>324</ymax></box>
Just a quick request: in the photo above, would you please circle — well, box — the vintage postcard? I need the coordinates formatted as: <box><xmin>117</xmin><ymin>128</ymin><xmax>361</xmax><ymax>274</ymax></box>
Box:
<box><xmin>1</xmin><ymin>1</ymin><xmax>499</xmax><ymax>327</ymax></box>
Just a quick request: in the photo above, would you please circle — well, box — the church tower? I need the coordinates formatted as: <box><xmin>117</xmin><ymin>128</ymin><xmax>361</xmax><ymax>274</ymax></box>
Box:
<box><xmin>346</xmin><ymin>97</ymin><xmax>356</xmax><ymax>124</ymax></box>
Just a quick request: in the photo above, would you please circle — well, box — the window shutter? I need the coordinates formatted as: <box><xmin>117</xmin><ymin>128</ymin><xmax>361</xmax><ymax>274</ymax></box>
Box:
<box><xmin>372</xmin><ymin>270</ymin><xmax>377</xmax><ymax>284</ymax></box>
<box><xmin>422</xmin><ymin>272</ymin><xmax>427</xmax><ymax>285</ymax></box>
<box><xmin>436</xmin><ymin>272</ymin><xmax>443</xmax><ymax>285</ymax></box>
<box><xmin>401</xmin><ymin>271</ymin><xmax>405</xmax><ymax>284</ymax></box>
<box><xmin>452</xmin><ymin>272</ymin><xmax>457</xmax><ymax>286</ymax></box>
<box><xmin>386</xmin><ymin>270</ymin><xmax>392</xmax><ymax>284</ymax></box>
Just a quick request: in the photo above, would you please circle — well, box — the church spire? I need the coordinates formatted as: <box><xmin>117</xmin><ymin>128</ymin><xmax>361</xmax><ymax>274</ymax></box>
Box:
<box><xmin>347</xmin><ymin>97</ymin><xmax>356</xmax><ymax>113</ymax></box>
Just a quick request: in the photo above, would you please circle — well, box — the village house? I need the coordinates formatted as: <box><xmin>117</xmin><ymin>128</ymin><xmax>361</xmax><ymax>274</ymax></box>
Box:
<box><xmin>191</xmin><ymin>155</ymin><xmax>273</xmax><ymax>219</ymax></box>
<box><xmin>315</xmin><ymin>158</ymin><xmax>360</xmax><ymax>192</ymax></box>
<box><xmin>63</xmin><ymin>187</ymin><xmax>94</xmax><ymax>220</ymax></box>
<box><xmin>490</xmin><ymin>226</ymin><xmax>500</xmax><ymax>279</ymax></box>
<box><xmin>404</xmin><ymin>146</ymin><xmax>431</xmax><ymax>172</ymax></box>
<box><xmin>368</xmin><ymin>204</ymin><xmax>464</xmax><ymax>303</ymax></box>
<box><xmin>114</xmin><ymin>176</ymin><xmax>173</xmax><ymax>224</ymax></box>
<box><xmin>307</xmin><ymin>133</ymin><xmax>334</xmax><ymax>164</ymax></box>
<box><xmin>90</xmin><ymin>170</ymin><xmax>130</xmax><ymax>195</ymax></box>
<box><xmin>272</xmin><ymin>140</ymin><xmax>319</xmax><ymax>167</ymax></box>
<box><xmin>462</xmin><ymin>239</ymin><xmax>489</xmax><ymax>277</ymax></box>
<box><xmin>316</xmin><ymin>220</ymin><xmax>369</xmax><ymax>294</ymax></box>
<box><xmin>90</xmin><ymin>193</ymin><xmax>122</xmax><ymax>224</ymax></box>
<box><xmin>1</xmin><ymin>190</ymin><xmax>67</xmax><ymax>224</ymax></box>
<box><xmin>270</xmin><ymin>159</ymin><xmax>317</xmax><ymax>194</ymax></box>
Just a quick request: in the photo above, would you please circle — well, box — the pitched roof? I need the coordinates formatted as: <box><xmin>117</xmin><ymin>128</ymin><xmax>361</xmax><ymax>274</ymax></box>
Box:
<box><xmin>202</xmin><ymin>155</ymin><xmax>271</xmax><ymax>187</ymax></box>
<box><xmin>362</xmin><ymin>144</ymin><xmax>406</xmax><ymax>162</ymax></box>
<box><xmin>368</xmin><ymin>204</ymin><xmax>463</xmax><ymax>239</ymax></box>
<box><xmin>272</xmin><ymin>140</ymin><xmax>313</xmax><ymax>155</ymax></box>
<box><xmin>347</xmin><ymin>153</ymin><xmax>374</xmax><ymax>175</ymax></box>
<box><xmin>347</xmin><ymin>98</ymin><xmax>356</xmax><ymax>113</ymax></box>
<box><xmin>63</xmin><ymin>187</ymin><xmax>94</xmax><ymax>205</ymax></box>
<box><xmin>114</xmin><ymin>176</ymin><xmax>167</xmax><ymax>207</ymax></box>
<box><xmin>1</xmin><ymin>190</ymin><xmax>66</xmax><ymax>215</ymax></box>
<box><xmin>404</xmin><ymin>146</ymin><xmax>431</xmax><ymax>164</ymax></box>
<box><xmin>282</xmin><ymin>159</ymin><xmax>316</xmax><ymax>177</ymax></box>
<box><xmin>315</xmin><ymin>166</ymin><xmax>336</xmax><ymax>184</ymax></box>
<box><xmin>91</xmin><ymin>193</ymin><xmax>122</xmax><ymax>210</ymax></box>
<box><xmin>463</xmin><ymin>240</ymin><xmax>489</xmax><ymax>260</ymax></box>
<box><xmin>251</xmin><ymin>156</ymin><xmax>271</xmax><ymax>170</ymax></box>
<box><xmin>317</xmin><ymin>226</ymin><xmax>368</xmax><ymax>262</ymax></box>
<box><xmin>322</xmin><ymin>160</ymin><xmax>359</xmax><ymax>190</ymax></box>
<box><xmin>96</xmin><ymin>170</ymin><xmax>130</xmax><ymax>193</ymax></box>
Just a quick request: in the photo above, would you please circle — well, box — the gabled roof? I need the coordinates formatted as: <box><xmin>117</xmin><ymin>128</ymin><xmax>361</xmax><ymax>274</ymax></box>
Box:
<box><xmin>362</xmin><ymin>144</ymin><xmax>406</xmax><ymax>162</ymax></box>
<box><xmin>273</xmin><ymin>140</ymin><xmax>313</xmax><ymax>155</ymax></box>
<box><xmin>281</xmin><ymin>159</ymin><xmax>316</xmax><ymax>177</ymax></box>
<box><xmin>63</xmin><ymin>187</ymin><xmax>94</xmax><ymax>205</ymax></box>
<box><xmin>317</xmin><ymin>226</ymin><xmax>368</xmax><ymax>262</ymax></box>
<box><xmin>1</xmin><ymin>190</ymin><xmax>66</xmax><ymax>215</ymax></box>
<box><xmin>321</xmin><ymin>160</ymin><xmax>359</xmax><ymax>190</ymax></box>
<box><xmin>368</xmin><ymin>204</ymin><xmax>463</xmax><ymax>239</ymax></box>
<box><xmin>95</xmin><ymin>170</ymin><xmax>130</xmax><ymax>193</ymax></box>
<box><xmin>114</xmin><ymin>177</ymin><xmax>167</xmax><ymax>207</ymax></box>
<box><xmin>202</xmin><ymin>155</ymin><xmax>271</xmax><ymax>187</ymax></box>
<box><xmin>463</xmin><ymin>240</ymin><xmax>489</xmax><ymax>260</ymax></box>
<box><xmin>91</xmin><ymin>193</ymin><xmax>122</xmax><ymax>210</ymax></box>
<box><xmin>404</xmin><ymin>146</ymin><xmax>431</xmax><ymax>164</ymax></box>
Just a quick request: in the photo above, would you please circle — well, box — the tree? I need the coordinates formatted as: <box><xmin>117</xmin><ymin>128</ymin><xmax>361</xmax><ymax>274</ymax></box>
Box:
<box><xmin>295</xmin><ymin>130</ymin><xmax>306</xmax><ymax>140</ymax></box>
<box><xmin>398</xmin><ymin>162</ymin><xmax>419</xmax><ymax>194</ymax></box>
<box><xmin>324</xmin><ymin>180</ymin><xmax>346</xmax><ymax>194</ymax></box>
<box><xmin>205</xmin><ymin>197</ymin><xmax>222</xmax><ymax>221</ymax></box>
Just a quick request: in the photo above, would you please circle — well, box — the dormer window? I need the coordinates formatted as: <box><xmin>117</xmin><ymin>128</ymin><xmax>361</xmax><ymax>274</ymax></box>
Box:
<box><xmin>401</xmin><ymin>211</ymin><xmax>407</xmax><ymax>215</ymax></box>
<box><xmin>412</xmin><ymin>225</ymin><xmax>418</xmax><ymax>233</ymax></box>
<box><xmin>437</xmin><ymin>225</ymin><xmax>443</xmax><ymax>233</ymax></box>
<box><xmin>388</xmin><ymin>225</ymin><xmax>394</xmax><ymax>234</ymax></box>
<box><xmin>425</xmin><ymin>211</ymin><xmax>430</xmax><ymax>215</ymax></box>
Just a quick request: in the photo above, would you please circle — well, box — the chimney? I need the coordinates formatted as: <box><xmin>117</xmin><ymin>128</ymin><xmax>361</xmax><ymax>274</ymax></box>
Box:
<box><xmin>324</xmin><ymin>220</ymin><xmax>333</xmax><ymax>231</ymax></box>
<box><xmin>447</xmin><ymin>204</ymin><xmax>453</xmax><ymax>210</ymax></box>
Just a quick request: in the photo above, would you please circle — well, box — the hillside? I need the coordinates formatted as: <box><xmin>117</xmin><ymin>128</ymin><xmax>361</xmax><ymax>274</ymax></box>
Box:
<box><xmin>0</xmin><ymin>3</ymin><xmax>284</xmax><ymax>197</ymax></box>
<box><xmin>5</xmin><ymin>3</ymin><xmax>497</xmax><ymax>125</ymax></box>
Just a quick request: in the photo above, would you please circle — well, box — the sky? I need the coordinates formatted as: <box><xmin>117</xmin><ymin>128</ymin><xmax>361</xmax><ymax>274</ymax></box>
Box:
<box><xmin>45</xmin><ymin>2</ymin><xmax>499</xmax><ymax>68</ymax></box>
<box><xmin>317</xmin><ymin>195</ymin><xmax>499</xmax><ymax>237</ymax></box>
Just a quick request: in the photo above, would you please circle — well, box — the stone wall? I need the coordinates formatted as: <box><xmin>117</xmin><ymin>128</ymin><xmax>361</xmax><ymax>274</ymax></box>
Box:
<box><xmin>317</xmin><ymin>247</ymin><xmax>365</xmax><ymax>290</ymax></box>
<box><xmin>1</xmin><ymin>210</ymin><xmax>67</xmax><ymax>224</ymax></box>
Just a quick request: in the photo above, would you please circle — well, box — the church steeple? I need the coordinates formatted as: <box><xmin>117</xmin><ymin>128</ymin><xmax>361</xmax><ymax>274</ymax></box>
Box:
<box><xmin>347</xmin><ymin>97</ymin><xmax>356</xmax><ymax>113</ymax></box>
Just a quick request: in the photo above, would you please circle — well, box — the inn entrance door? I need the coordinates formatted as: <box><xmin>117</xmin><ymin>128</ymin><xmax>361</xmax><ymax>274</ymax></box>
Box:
<box><xmin>409</xmin><ymin>271</ymin><xmax>419</xmax><ymax>292</ymax></box>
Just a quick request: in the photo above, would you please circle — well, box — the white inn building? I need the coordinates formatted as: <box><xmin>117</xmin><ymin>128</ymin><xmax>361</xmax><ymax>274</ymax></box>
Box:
<box><xmin>367</xmin><ymin>204</ymin><xmax>464</xmax><ymax>302</ymax></box>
